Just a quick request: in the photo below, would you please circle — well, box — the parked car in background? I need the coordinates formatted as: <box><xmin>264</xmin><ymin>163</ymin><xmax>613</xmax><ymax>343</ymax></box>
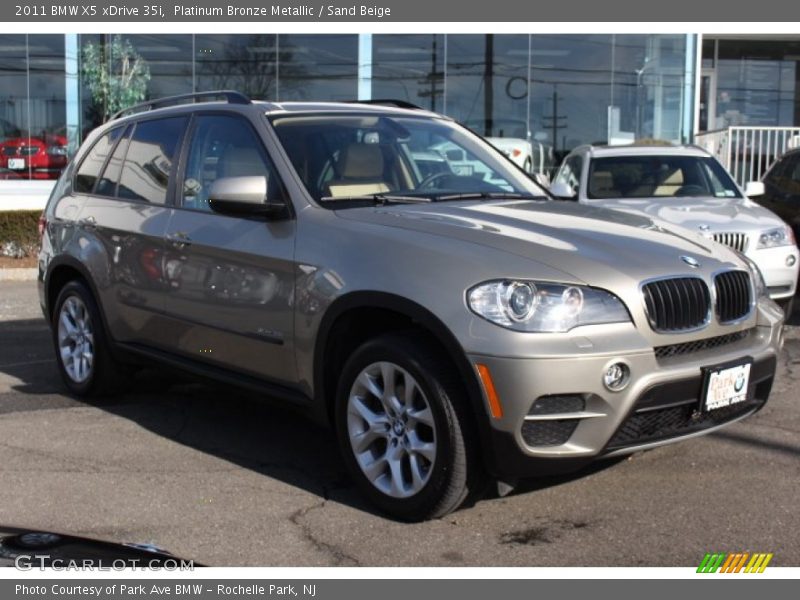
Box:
<box><xmin>551</xmin><ymin>144</ymin><xmax>799</xmax><ymax>315</ymax></box>
<box><xmin>0</xmin><ymin>117</ymin><xmax>22</xmax><ymax>141</ymax></box>
<box><xmin>0</xmin><ymin>133</ymin><xmax>68</xmax><ymax>179</ymax></box>
<box><xmin>756</xmin><ymin>147</ymin><xmax>800</xmax><ymax>242</ymax></box>
<box><xmin>463</xmin><ymin>118</ymin><xmax>554</xmax><ymax>175</ymax></box>
<box><xmin>40</xmin><ymin>93</ymin><xmax>784</xmax><ymax>520</ymax></box>
<box><xmin>0</xmin><ymin>167</ymin><xmax>23</xmax><ymax>180</ymax></box>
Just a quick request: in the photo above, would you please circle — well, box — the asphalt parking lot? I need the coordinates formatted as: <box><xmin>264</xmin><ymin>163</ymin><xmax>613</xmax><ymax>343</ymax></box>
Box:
<box><xmin>1</xmin><ymin>280</ymin><xmax>798</xmax><ymax>567</ymax></box>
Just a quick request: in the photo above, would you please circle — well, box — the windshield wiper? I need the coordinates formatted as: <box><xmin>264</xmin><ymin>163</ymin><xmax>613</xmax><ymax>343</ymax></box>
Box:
<box><xmin>431</xmin><ymin>191</ymin><xmax>546</xmax><ymax>202</ymax></box>
<box><xmin>319</xmin><ymin>193</ymin><xmax>432</xmax><ymax>206</ymax></box>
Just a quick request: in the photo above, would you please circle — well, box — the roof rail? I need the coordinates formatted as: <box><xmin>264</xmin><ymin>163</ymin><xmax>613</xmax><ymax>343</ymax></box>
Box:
<box><xmin>346</xmin><ymin>99</ymin><xmax>424</xmax><ymax>110</ymax></box>
<box><xmin>110</xmin><ymin>90</ymin><xmax>251</xmax><ymax>121</ymax></box>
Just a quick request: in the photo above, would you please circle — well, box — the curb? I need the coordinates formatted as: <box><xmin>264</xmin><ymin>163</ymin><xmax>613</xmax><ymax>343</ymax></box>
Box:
<box><xmin>0</xmin><ymin>268</ymin><xmax>38</xmax><ymax>282</ymax></box>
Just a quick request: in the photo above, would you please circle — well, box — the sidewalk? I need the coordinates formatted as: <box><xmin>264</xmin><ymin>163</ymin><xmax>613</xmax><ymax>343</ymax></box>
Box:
<box><xmin>0</xmin><ymin>268</ymin><xmax>37</xmax><ymax>281</ymax></box>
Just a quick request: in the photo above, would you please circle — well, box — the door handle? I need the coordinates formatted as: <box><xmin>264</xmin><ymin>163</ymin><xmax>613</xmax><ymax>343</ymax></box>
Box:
<box><xmin>167</xmin><ymin>231</ymin><xmax>192</xmax><ymax>248</ymax></box>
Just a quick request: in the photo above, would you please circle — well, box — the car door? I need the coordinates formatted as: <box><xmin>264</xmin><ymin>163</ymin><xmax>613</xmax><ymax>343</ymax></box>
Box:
<box><xmin>160</xmin><ymin>112</ymin><xmax>297</xmax><ymax>384</ymax></box>
<box><xmin>75</xmin><ymin>116</ymin><xmax>186</xmax><ymax>347</ymax></box>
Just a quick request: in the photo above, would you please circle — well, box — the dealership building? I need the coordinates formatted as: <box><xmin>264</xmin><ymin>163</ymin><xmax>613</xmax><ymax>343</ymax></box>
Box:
<box><xmin>1</xmin><ymin>33</ymin><xmax>799</xmax><ymax>205</ymax></box>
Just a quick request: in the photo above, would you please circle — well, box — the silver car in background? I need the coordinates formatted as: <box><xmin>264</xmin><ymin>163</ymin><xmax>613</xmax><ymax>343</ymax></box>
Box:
<box><xmin>550</xmin><ymin>144</ymin><xmax>799</xmax><ymax>314</ymax></box>
<box><xmin>39</xmin><ymin>94</ymin><xmax>784</xmax><ymax>520</ymax></box>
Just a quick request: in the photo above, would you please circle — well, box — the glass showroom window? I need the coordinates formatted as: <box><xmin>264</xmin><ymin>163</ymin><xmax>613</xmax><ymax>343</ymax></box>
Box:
<box><xmin>371</xmin><ymin>35</ymin><xmax>445</xmax><ymax>113</ymax></box>
<box><xmin>195</xmin><ymin>34</ymin><xmax>278</xmax><ymax>99</ymax></box>
<box><xmin>79</xmin><ymin>34</ymin><xmax>192</xmax><ymax>135</ymax></box>
<box><xmin>0</xmin><ymin>35</ymin><xmax>68</xmax><ymax>180</ymax></box>
<box><xmin>528</xmin><ymin>35</ymin><xmax>688</xmax><ymax>159</ymax></box>
<box><xmin>711</xmin><ymin>39</ymin><xmax>799</xmax><ymax>128</ymax></box>
<box><xmin>277</xmin><ymin>34</ymin><xmax>358</xmax><ymax>101</ymax></box>
<box><xmin>445</xmin><ymin>35</ymin><xmax>530</xmax><ymax>136</ymax></box>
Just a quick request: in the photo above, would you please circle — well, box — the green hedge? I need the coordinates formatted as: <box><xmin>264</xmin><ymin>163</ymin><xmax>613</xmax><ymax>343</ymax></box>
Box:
<box><xmin>0</xmin><ymin>210</ymin><xmax>40</xmax><ymax>256</ymax></box>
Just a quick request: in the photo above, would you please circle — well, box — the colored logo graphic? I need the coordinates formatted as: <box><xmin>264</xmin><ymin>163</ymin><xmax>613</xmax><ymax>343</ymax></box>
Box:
<box><xmin>697</xmin><ymin>552</ymin><xmax>773</xmax><ymax>573</ymax></box>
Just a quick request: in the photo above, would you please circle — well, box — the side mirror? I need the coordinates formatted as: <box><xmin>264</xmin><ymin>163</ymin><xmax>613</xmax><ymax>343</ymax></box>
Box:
<box><xmin>208</xmin><ymin>176</ymin><xmax>289</xmax><ymax>220</ymax></box>
<box><xmin>549</xmin><ymin>181</ymin><xmax>577</xmax><ymax>200</ymax></box>
<box><xmin>744</xmin><ymin>181</ymin><xmax>765</xmax><ymax>197</ymax></box>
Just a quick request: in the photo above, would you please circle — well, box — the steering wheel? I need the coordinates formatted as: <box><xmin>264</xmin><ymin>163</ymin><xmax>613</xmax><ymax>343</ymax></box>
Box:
<box><xmin>675</xmin><ymin>184</ymin><xmax>706</xmax><ymax>197</ymax></box>
<box><xmin>418</xmin><ymin>172</ymin><xmax>454</xmax><ymax>189</ymax></box>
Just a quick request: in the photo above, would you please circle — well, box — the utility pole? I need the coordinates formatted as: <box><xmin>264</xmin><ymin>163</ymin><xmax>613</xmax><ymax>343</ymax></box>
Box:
<box><xmin>484</xmin><ymin>34</ymin><xmax>494</xmax><ymax>135</ymax></box>
<box><xmin>417</xmin><ymin>37</ymin><xmax>444</xmax><ymax>110</ymax></box>
<box><xmin>542</xmin><ymin>85</ymin><xmax>567</xmax><ymax>152</ymax></box>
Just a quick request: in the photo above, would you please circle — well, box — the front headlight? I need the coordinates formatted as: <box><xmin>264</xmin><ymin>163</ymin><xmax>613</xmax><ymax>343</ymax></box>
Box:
<box><xmin>740</xmin><ymin>256</ymin><xmax>769</xmax><ymax>300</ymax></box>
<box><xmin>756</xmin><ymin>225</ymin><xmax>795</xmax><ymax>249</ymax></box>
<box><xmin>467</xmin><ymin>280</ymin><xmax>630</xmax><ymax>332</ymax></box>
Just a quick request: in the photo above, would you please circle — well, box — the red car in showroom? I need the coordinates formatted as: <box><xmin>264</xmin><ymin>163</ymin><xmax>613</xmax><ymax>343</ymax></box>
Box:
<box><xmin>0</xmin><ymin>134</ymin><xmax>68</xmax><ymax>179</ymax></box>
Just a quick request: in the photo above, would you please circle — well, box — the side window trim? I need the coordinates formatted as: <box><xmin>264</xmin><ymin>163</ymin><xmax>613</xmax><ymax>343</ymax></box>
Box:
<box><xmin>172</xmin><ymin>110</ymin><xmax>290</xmax><ymax>214</ymax></box>
<box><xmin>171</xmin><ymin>113</ymin><xmax>198</xmax><ymax>210</ymax></box>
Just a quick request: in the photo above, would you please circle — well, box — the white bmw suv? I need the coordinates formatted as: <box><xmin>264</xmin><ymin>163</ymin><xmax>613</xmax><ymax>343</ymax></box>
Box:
<box><xmin>551</xmin><ymin>144</ymin><xmax>799</xmax><ymax>314</ymax></box>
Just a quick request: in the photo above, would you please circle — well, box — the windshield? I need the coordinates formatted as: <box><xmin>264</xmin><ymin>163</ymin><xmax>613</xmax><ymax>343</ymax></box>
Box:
<box><xmin>268</xmin><ymin>113</ymin><xmax>546</xmax><ymax>205</ymax></box>
<box><xmin>587</xmin><ymin>155</ymin><xmax>743</xmax><ymax>200</ymax></box>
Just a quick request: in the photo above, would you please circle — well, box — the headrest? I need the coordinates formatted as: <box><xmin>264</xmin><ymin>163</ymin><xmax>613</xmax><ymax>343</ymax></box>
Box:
<box><xmin>337</xmin><ymin>143</ymin><xmax>384</xmax><ymax>179</ymax></box>
<box><xmin>220</xmin><ymin>146</ymin><xmax>265</xmax><ymax>178</ymax></box>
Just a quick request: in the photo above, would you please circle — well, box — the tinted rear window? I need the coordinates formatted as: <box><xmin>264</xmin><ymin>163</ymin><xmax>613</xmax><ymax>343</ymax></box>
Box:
<box><xmin>95</xmin><ymin>126</ymin><xmax>132</xmax><ymax>197</ymax></box>
<box><xmin>74</xmin><ymin>128</ymin><xmax>123</xmax><ymax>193</ymax></box>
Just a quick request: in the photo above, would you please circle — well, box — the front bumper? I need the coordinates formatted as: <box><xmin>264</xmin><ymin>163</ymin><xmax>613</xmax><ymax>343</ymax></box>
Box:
<box><xmin>749</xmin><ymin>245</ymin><xmax>799</xmax><ymax>300</ymax></box>
<box><xmin>469</xmin><ymin>316</ymin><xmax>782</xmax><ymax>480</ymax></box>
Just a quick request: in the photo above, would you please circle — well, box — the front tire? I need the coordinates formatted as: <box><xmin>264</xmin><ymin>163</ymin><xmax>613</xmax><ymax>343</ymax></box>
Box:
<box><xmin>52</xmin><ymin>280</ymin><xmax>123</xmax><ymax>397</ymax></box>
<box><xmin>335</xmin><ymin>332</ymin><xmax>481</xmax><ymax>520</ymax></box>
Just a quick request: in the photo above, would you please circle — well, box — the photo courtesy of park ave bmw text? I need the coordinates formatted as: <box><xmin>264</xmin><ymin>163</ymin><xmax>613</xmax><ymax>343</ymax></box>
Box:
<box><xmin>0</xmin><ymin>0</ymin><xmax>799</xmax><ymax>593</ymax></box>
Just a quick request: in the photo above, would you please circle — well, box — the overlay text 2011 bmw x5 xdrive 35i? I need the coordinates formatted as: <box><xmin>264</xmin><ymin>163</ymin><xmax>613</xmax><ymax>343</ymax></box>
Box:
<box><xmin>38</xmin><ymin>92</ymin><xmax>785</xmax><ymax>520</ymax></box>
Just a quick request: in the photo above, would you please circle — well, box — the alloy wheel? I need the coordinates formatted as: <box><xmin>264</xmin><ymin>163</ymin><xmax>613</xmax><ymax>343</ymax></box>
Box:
<box><xmin>346</xmin><ymin>361</ymin><xmax>437</xmax><ymax>498</ymax></box>
<box><xmin>57</xmin><ymin>295</ymin><xmax>95</xmax><ymax>384</ymax></box>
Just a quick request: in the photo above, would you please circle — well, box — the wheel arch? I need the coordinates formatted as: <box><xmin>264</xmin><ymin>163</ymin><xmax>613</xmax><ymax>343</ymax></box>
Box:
<box><xmin>313</xmin><ymin>291</ymin><xmax>495</xmax><ymax>466</ymax></box>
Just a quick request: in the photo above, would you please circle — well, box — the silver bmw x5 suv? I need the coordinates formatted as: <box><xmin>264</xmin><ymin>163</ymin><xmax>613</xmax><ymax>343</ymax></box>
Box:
<box><xmin>39</xmin><ymin>91</ymin><xmax>784</xmax><ymax>520</ymax></box>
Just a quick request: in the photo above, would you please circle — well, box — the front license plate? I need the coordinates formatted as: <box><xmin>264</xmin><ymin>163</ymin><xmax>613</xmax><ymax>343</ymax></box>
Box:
<box><xmin>703</xmin><ymin>361</ymin><xmax>751</xmax><ymax>411</ymax></box>
<box><xmin>8</xmin><ymin>158</ymin><xmax>25</xmax><ymax>170</ymax></box>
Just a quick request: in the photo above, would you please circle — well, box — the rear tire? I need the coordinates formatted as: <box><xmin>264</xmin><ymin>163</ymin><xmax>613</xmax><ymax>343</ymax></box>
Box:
<box><xmin>335</xmin><ymin>332</ymin><xmax>482</xmax><ymax>521</ymax></box>
<box><xmin>51</xmin><ymin>280</ymin><xmax>125</xmax><ymax>397</ymax></box>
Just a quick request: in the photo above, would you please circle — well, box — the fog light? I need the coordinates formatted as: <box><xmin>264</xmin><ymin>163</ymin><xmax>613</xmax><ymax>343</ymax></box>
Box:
<box><xmin>787</xmin><ymin>255</ymin><xmax>797</xmax><ymax>267</ymax></box>
<box><xmin>603</xmin><ymin>362</ymin><xmax>630</xmax><ymax>392</ymax></box>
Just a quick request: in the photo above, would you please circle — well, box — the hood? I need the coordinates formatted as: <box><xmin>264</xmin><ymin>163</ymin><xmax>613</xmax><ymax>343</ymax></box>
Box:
<box><xmin>336</xmin><ymin>199</ymin><xmax>743</xmax><ymax>285</ymax></box>
<box><xmin>585</xmin><ymin>196</ymin><xmax>783</xmax><ymax>234</ymax></box>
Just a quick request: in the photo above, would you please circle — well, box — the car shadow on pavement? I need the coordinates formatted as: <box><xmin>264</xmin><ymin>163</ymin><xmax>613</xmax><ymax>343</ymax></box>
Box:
<box><xmin>0</xmin><ymin>316</ymin><xmax>640</xmax><ymax>520</ymax></box>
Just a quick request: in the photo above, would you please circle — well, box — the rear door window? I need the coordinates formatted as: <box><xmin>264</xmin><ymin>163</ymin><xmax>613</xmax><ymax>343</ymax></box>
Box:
<box><xmin>118</xmin><ymin>117</ymin><xmax>187</xmax><ymax>204</ymax></box>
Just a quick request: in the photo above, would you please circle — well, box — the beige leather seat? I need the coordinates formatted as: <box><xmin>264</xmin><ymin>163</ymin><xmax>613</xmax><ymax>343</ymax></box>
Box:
<box><xmin>325</xmin><ymin>143</ymin><xmax>390</xmax><ymax>197</ymax></box>
<box><xmin>589</xmin><ymin>170</ymin><xmax>619</xmax><ymax>198</ymax></box>
<box><xmin>654</xmin><ymin>169</ymin><xmax>684</xmax><ymax>196</ymax></box>
<box><xmin>219</xmin><ymin>146</ymin><xmax>266</xmax><ymax>178</ymax></box>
